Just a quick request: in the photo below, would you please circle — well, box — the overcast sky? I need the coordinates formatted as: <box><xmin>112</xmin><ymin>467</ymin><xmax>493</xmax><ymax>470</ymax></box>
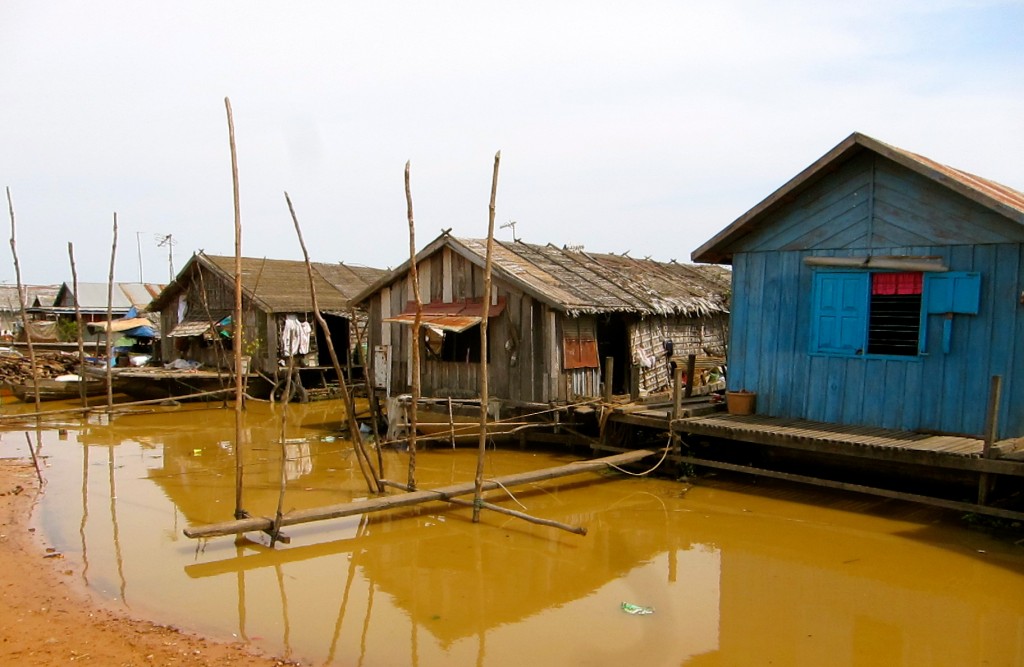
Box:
<box><xmin>2</xmin><ymin>1</ymin><xmax>1022</xmax><ymax>286</ymax></box>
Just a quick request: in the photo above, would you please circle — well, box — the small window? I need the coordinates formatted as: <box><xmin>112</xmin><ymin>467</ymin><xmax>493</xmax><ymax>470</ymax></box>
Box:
<box><xmin>438</xmin><ymin>325</ymin><xmax>486</xmax><ymax>363</ymax></box>
<box><xmin>811</xmin><ymin>270</ymin><xmax>922</xmax><ymax>358</ymax></box>
<box><xmin>867</xmin><ymin>272</ymin><xmax>922</xmax><ymax>356</ymax></box>
<box><xmin>812</xmin><ymin>270</ymin><xmax>982</xmax><ymax>358</ymax></box>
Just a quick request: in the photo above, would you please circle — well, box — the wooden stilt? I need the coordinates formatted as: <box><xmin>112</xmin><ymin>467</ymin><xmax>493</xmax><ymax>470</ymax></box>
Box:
<box><xmin>184</xmin><ymin>448</ymin><xmax>658</xmax><ymax>539</ymax></box>
<box><xmin>978</xmin><ymin>375</ymin><xmax>1002</xmax><ymax>506</ymax></box>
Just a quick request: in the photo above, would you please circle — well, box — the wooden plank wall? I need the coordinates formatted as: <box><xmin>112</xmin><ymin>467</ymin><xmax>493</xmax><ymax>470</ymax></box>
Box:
<box><xmin>367</xmin><ymin>247</ymin><xmax>562</xmax><ymax>403</ymax></box>
<box><xmin>728</xmin><ymin>154</ymin><xmax>1024</xmax><ymax>438</ymax></box>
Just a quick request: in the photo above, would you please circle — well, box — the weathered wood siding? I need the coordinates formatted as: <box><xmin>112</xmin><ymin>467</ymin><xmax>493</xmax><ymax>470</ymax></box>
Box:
<box><xmin>727</xmin><ymin>154</ymin><xmax>1024</xmax><ymax>438</ymax></box>
<box><xmin>366</xmin><ymin>249</ymin><xmax>586</xmax><ymax>403</ymax></box>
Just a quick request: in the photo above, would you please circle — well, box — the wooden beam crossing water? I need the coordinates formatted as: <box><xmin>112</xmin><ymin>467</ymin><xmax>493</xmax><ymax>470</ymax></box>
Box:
<box><xmin>183</xmin><ymin>448</ymin><xmax>657</xmax><ymax>540</ymax></box>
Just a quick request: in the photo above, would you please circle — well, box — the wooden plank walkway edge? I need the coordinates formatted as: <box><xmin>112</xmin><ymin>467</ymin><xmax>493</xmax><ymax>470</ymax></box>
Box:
<box><xmin>184</xmin><ymin>448</ymin><xmax>658</xmax><ymax>539</ymax></box>
<box><xmin>674</xmin><ymin>454</ymin><xmax>1024</xmax><ymax>524</ymax></box>
<box><xmin>674</xmin><ymin>416</ymin><xmax>1024</xmax><ymax>477</ymax></box>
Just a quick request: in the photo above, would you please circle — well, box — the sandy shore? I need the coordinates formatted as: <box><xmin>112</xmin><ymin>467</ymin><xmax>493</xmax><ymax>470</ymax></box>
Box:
<box><xmin>0</xmin><ymin>460</ymin><xmax>302</xmax><ymax>666</ymax></box>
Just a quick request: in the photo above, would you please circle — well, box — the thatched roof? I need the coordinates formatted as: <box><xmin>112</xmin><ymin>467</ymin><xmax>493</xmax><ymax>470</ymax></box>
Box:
<box><xmin>150</xmin><ymin>253</ymin><xmax>387</xmax><ymax>314</ymax></box>
<box><xmin>355</xmin><ymin>234</ymin><xmax>730</xmax><ymax>317</ymax></box>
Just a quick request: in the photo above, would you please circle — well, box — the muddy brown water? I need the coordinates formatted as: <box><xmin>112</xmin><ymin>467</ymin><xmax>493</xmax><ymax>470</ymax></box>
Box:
<box><xmin>2</xmin><ymin>398</ymin><xmax>1024</xmax><ymax>666</ymax></box>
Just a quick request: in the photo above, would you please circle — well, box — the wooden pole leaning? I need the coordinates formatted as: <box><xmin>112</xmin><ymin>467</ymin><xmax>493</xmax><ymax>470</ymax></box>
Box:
<box><xmin>284</xmin><ymin>191</ymin><xmax>380</xmax><ymax>494</ymax></box>
<box><xmin>7</xmin><ymin>188</ymin><xmax>43</xmax><ymax>486</ymax></box>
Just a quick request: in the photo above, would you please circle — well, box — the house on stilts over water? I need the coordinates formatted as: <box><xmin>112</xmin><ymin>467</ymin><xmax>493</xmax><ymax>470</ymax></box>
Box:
<box><xmin>352</xmin><ymin>232</ymin><xmax>731</xmax><ymax>429</ymax></box>
<box><xmin>147</xmin><ymin>252</ymin><xmax>387</xmax><ymax>398</ymax></box>
<box><xmin>692</xmin><ymin>132</ymin><xmax>1024</xmax><ymax>441</ymax></box>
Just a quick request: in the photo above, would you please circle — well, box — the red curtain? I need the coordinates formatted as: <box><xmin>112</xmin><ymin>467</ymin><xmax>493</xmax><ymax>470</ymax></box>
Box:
<box><xmin>871</xmin><ymin>272</ymin><xmax>922</xmax><ymax>295</ymax></box>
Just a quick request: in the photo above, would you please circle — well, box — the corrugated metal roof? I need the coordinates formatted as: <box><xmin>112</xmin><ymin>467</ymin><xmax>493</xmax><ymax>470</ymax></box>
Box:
<box><xmin>692</xmin><ymin>132</ymin><xmax>1024</xmax><ymax>264</ymax></box>
<box><xmin>356</xmin><ymin>234</ymin><xmax>730</xmax><ymax>317</ymax></box>
<box><xmin>150</xmin><ymin>254</ymin><xmax>388</xmax><ymax>314</ymax></box>
<box><xmin>52</xmin><ymin>282</ymin><xmax>165</xmax><ymax>312</ymax></box>
<box><xmin>0</xmin><ymin>285</ymin><xmax>60</xmax><ymax>310</ymax></box>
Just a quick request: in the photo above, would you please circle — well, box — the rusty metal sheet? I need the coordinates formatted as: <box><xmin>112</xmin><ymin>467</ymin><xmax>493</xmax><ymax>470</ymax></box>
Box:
<box><xmin>166</xmin><ymin>318</ymin><xmax>214</xmax><ymax>338</ymax></box>
<box><xmin>384</xmin><ymin>312</ymin><xmax>482</xmax><ymax>333</ymax></box>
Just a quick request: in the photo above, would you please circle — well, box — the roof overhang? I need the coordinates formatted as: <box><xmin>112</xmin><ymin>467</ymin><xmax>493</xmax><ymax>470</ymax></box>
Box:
<box><xmin>384</xmin><ymin>298</ymin><xmax>506</xmax><ymax>333</ymax></box>
<box><xmin>166</xmin><ymin>318</ymin><xmax>215</xmax><ymax>338</ymax></box>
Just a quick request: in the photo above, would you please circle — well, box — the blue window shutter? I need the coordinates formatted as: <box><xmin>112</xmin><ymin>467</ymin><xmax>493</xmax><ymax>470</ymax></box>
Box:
<box><xmin>925</xmin><ymin>272</ymin><xmax>981</xmax><ymax>314</ymax></box>
<box><xmin>812</xmin><ymin>272</ymin><xmax>868</xmax><ymax>355</ymax></box>
<box><xmin>922</xmin><ymin>272</ymin><xmax>981</xmax><ymax>353</ymax></box>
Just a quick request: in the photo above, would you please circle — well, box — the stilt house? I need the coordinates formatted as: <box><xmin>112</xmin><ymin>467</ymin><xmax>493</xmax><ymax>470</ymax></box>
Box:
<box><xmin>353</xmin><ymin>233</ymin><xmax>731</xmax><ymax>404</ymax></box>
<box><xmin>692</xmin><ymin>132</ymin><xmax>1024</xmax><ymax>439</ymax></box>
<box><xmin>148</xmin><ymin>253</ymin><xmax>386</xmax><ymax>377</ymax></box>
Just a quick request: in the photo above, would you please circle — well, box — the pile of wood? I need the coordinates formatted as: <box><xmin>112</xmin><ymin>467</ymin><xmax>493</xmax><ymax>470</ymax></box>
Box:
<box><xmin>0</xmin><ymin>352</ymin><xmax>82</xmax><ymax>385</ymax></box>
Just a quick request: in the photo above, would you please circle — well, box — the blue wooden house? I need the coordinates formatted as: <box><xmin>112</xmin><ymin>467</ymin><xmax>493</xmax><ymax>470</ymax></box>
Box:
<box><xmin>692</xmin><ymin>132</ymin><xmax>1024</xmax><ymax>440</ymax></box>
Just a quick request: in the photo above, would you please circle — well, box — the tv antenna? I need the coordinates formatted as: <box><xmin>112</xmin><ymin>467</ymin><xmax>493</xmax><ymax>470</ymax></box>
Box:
<box><xmin>155</xmin><ymin>233</ymin><xmax>176</xmax><ymax>282</ymax></box>
<box><xmin>499</xmin><ymin>219</ymin><xmax>519</xmax><ymax>242</ymax></box>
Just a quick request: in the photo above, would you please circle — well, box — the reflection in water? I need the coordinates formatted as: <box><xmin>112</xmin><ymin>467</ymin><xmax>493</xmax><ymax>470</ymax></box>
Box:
<box><xmin>4</xmin><ymin>399</ymin><xmax>1024</xmax><ymax>665</ymax></box>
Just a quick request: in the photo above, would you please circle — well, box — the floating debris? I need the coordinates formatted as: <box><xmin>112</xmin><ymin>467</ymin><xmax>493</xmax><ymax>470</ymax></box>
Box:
<box><xmin>621</xmin><ymin>602</ymin><xmax>654</xmax><ymax>615</ymax></box>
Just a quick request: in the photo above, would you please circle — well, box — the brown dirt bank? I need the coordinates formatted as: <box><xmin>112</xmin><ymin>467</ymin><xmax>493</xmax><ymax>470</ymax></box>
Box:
<box><xmin>0</xmin><ymin>460</ymin><xmax>304</xmax><ymax>666</ymax></box>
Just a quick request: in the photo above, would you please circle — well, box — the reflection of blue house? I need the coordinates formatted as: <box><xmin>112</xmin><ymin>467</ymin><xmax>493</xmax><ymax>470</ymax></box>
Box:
<box><xmin>693</xmin><ymin>133</ymin><xmax>1024</xmax><ymax>439</ymax></box>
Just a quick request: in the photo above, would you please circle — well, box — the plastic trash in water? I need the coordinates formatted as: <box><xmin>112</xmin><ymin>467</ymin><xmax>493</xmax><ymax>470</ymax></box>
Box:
<box><xmin>621</xmin><ymin>602</ymin><xmax>654</xmax><ymax>615</ymax></box>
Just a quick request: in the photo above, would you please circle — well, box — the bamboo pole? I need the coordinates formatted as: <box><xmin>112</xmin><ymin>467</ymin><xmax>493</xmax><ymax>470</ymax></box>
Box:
<box><xmin>184</xmin><ymin>448</ymin><xmax>657</xmax><ymax>539</ymax></box>
<box><xmin>381</xmin><ymin>479</ymin><xmax>586</xmax><ymax>535</ymax></box>
<box><xmin>473</xmin><ymin>151</ymin><xmax>500</xmax><ymax>523</ymax></box>
<box><xmin>67</xmin><ymin>243</ymin><xmax>89</xmax><ymax>408</ymax></box>
<box><xmin>105</xmin><ymin>213</ymin><xmax>117</xmax><ymax>412</ymax></box>
<box><xmin>404</xmin><ymin>161</ymin><xmax>423</xmax><ymax>490</ymax></box>
<box><xmin>225</xmin><ymin>96</ymin><xmax>247</xmax><ymax>520</ymax></box>
<box><xmin>7</xmin><ymin>189</ymin><xmax>43</xmax><ymax>486</ymax></box>
<box><xmin>6</xmin><ymin>188</ymin><xmax>42</xmax><ymax>419</ymax></box>
<box><xmin>284</xmin><ymin>191</ymin><xmax>379</xmax><ymax>494</ymax></box>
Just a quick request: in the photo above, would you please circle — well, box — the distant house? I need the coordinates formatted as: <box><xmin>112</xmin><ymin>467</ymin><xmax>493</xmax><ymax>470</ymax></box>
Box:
<box><xmin>148</xmin><ymin>253</ymin><xmax>387</xmax><ymax>377</ymax></box>
<box><xmin>353</xmin><ymin>233</ymin><xmax>731</xmax><ymax>405</ymax></box>
<box><xmin>0</xmin><ymin>284</ymin><xmax>60</xmax><ymax>337</ymax></box>
<box><xmin>46</xmin><ymin>282</ymin><xmax>164</xmax><ymax>321</ymax></box>
<box><xmin>692</xmin><ymin>132</ymin><xmax>1024</xmax><ymax>439</ymax></box>
<box><xmin>22</xmin><ymin>282</ymin><xmax>161</xmax><ymax>343</ymax></box>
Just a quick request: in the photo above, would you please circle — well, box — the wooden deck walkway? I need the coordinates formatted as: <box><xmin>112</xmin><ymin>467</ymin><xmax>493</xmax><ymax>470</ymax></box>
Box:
<box><xmin>597</xmin><ymin>406</ymin><xmax>1024</xmax><ymax>522</ymax></box>
<box><xmin>674</xmin><ymin>413</ymin><xmax>1024</xmax><ymax>476</ymax></box>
